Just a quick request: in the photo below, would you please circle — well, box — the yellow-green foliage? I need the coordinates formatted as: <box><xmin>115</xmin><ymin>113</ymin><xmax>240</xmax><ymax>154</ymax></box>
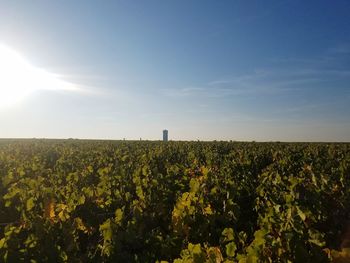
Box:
<box><xmin>0</xmin><ymin>140</ymin><xmax>349</xmax><ymax>262</ymax></box>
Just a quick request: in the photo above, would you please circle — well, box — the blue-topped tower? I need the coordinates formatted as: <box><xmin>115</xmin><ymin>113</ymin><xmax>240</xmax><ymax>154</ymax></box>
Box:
<box><xmin>163</xmin><ymin>129</ymin><xmax>168</xmax><ymax>142</ymax></box>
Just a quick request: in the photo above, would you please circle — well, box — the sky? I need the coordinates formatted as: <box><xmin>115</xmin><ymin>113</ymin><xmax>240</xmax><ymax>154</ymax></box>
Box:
<box><xmin>0</xmin><ymin>0</ymin><xmax>349</xmax><ymax>141</ymax></box>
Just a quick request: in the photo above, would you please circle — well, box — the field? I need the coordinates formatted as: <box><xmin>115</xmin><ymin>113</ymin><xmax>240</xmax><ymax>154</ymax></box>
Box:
<box><xmin>0</xmin><ymin>139</ymin><xmax>350</xmax><ymax>262</ymax></box>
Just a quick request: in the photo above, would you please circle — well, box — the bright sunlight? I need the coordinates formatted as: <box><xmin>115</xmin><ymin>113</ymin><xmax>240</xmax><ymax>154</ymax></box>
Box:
<box><xmin>0</xmin><ymin>44</ymin><xmax>79</xmax><ymax>109</ymax></box>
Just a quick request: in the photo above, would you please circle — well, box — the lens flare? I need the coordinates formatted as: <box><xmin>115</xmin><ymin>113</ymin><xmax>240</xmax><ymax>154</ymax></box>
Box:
<box><xmin>0</xmin><ymin>44</ymin><xmax>79</xmax><ymax>108</ymax></box>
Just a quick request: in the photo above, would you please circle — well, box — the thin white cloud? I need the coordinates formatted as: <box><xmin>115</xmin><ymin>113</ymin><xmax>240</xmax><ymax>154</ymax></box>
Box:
<box><xmin>327</xmin><ymin>44</ymin><xmax>350</xmax><ymax>55</ymax></box>
<box><xmin>162</xmin><ymin>52</ymin><xmax>350</xmax><ymax>99</ymax></box>
<box><xmin>162</xmin><ymin>71</ymin><xmax>319</xmax><ymax>98</ymax></box>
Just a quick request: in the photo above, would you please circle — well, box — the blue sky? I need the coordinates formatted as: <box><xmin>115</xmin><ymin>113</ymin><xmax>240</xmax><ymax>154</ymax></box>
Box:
<box><xmin>0</xmin><ymin>0</ymin><xmax>349</xmax><ymax>141</ymax></box>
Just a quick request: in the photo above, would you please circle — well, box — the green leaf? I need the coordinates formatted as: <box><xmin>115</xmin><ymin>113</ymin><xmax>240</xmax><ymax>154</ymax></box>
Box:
<box><xmin>26</xmin><ymin>197</ymin><xmax>35</xmax><ymax>211</ymax></box>
<box><xmin>100</xmin><ymin>219</ymin><xmax>113</xmax><ymax>242</ymax></box>
<box><xmin>188</xmin><ymin>243</ymin><xmax>202</xmax><ymax>255</ymax></box>
<box><xmin>142</xmin><ymin>165</ymin><xmax>150</xmax><ymax>176</ymax></box>
<box><xmin>296</xmin><ymin>206</ymin><xmax>306</xmax><ymax>221</ymax></box>
<box><xmin>222</xmin><ymin>228</ymin><xmax>235</xmax><ymax>242</ymax></box>
<box><xmin>78</xmin><ymin>195</ymin><xmax>86</xmax><ymax>205</ymax></box>
<box><xmin>189</xmin><ymin>178</ymin><xmax>200</xmax><ymax>193</ymax></box>
<box><xmin>0</xmin><ymin>238</ymin><xmax>5</xmax><ymax>248</ymax></box>
<box><xmin>115</xmin><ymin>208</ymin><xmax>123</xmax><ymax>225</ymax></box>
<box><xmin>226</xmin><ymin>242</ymin><xmax>237</xmax><ymax>257</ymax></box>
<box><xmin>246</xmin><ymin>255</ymin><xmax>259</xmax><ymax>263</ymax></box>
<box><xmin>308</xmin><ymin>229</ymin><xmax>325</xmax><ymax>247</ymax></box>
<box><xmin>136</xmin><ymin>186</ymin><xmax>145</xmax><ymax>200</ymax></box>
<box><xmin>87</xmin><ymin>165</ymin><xmax>94</xmax><ymax>173</ymax></box>
<box><xmin>253</xmin><ymin>229</ymin><xmax>266</xmax><ymax>246</ymax></box>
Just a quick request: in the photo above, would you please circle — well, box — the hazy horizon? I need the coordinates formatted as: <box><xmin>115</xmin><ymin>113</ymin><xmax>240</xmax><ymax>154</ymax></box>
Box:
<box><xmin>1</xmin><ymin>1</ymin><xmax>350</xmax><ymax>141</ymax></box>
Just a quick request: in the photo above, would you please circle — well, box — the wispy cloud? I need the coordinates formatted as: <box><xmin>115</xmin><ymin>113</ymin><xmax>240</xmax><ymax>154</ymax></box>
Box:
<box><xmin>283</xmin><ymin>103</ymin><xmax>325</xmax><ymax>113</ymax></box>
<box><xmin>161</xmin><ymin>87</ymin><xmax>206</xmax><ymax>97</ymax></box>
<box><xmin>161</xmin><ymin>70</ymin><xmax>334</xmax><ymax>98</ymax></box>
<box><xmin>162</xmin><ymin>44</ymin><xmax>350</xmax><ymax>99</ymax></box>
<box><xmin>327</xmin><ymin>44</ymin><xmax>350</xmax><ymax>55</ymax></box>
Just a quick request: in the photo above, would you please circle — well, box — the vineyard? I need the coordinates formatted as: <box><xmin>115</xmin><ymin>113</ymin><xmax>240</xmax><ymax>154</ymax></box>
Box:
<box><xmin>0</xmin><ymin>139</ymin><xmax>350</xmax><ymax>262</ymax></box>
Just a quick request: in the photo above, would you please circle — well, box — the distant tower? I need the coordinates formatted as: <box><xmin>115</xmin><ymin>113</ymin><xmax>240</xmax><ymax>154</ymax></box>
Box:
<box><xmin>163</xmin><ymin>129</ymin><xmax>168</xmax><ymax>142</ymax></box>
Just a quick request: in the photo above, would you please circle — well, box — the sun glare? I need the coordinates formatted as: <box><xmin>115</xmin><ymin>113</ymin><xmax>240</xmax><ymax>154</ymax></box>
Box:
<box><xmin>0</xmin><ymin>44</ymin><xmax>79</xmax><ymax>109</ymax></box>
